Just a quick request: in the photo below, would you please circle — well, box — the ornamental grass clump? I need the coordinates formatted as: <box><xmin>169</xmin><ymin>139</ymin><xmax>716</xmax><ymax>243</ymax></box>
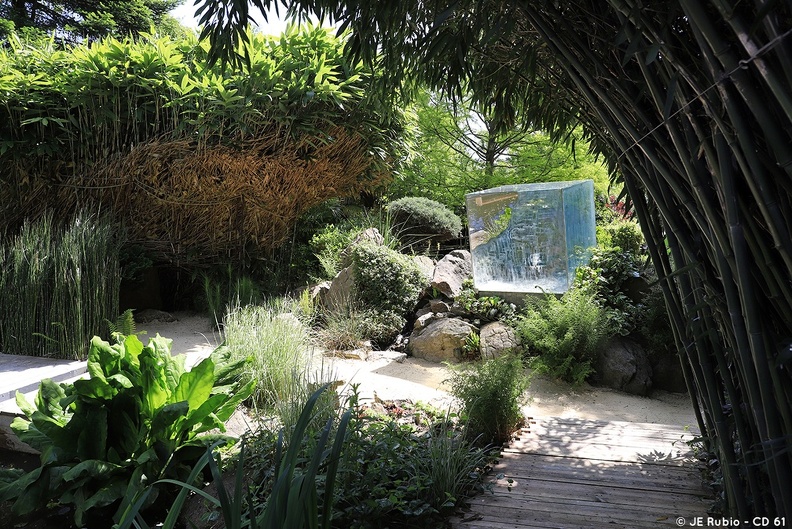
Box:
<box><xmin>222</xmin><ymin>300</ymin><xmax>314</xmax><ymax>410</ymax></box>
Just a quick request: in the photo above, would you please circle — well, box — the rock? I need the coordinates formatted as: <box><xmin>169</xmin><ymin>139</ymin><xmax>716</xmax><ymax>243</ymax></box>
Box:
<box><xmin>480</xmin><ymin>321</ymin><xmax>521</xmax><ymax>359</ymax></box>
<box><xmin>340</xmin><ymin>227</ymin><xmax>384</xmax><ymax>268</ymax></box>
<box><xmin>331</xmin><ymin>349</ymin><xmax>369</xmax><ymax>360</ymax></box>
<box><xmin>412</xmin><ymin>255</ymin><xmax>436</xmax><ymax>284</ymax></box>
<box><xmin>325</xmin><ymin>265</ymin><xmax>356</xmax><ymax>311</ymax></box>
<box><xmin>408</xmin><ymin>317</ymin><xmax>477</xmax><ymax>363</ymax></box>
<box><xmin>134</xmin><ymin>309</ymin><xmax>177</xmax><ymax>323</ymax></box>
<box><xmin>414</xmin><ymin>311</ymin><xmax>444</xmax><ymax>332</ymax></box>
<box><xmin>369</xmin><ymin>350</ymin><xmax>408</xmax><ymax>363</ymax></box>
<box><xmin>429</xmin><ymin>299</ymin><xmax>451</xmax><ymax>313</ymax></box>
<box><xmin>310</xmin><ymin>281</ymin><xmax>331</xmax><ymax>304</ymax></box>
<box><xmin>595</xmin><ymin>338</ymin><xmax>653</xmax><ymax>396</ymax></box>
<box><xmin>431</xmin><ymin>250</ymin><xmax>472</xmax><ymax>298</ymax></box>
<box><xmin>415</xmin><ymin>304</ymin><xmax>433</xmax><ymax>319</ymax></box>
<box><xmin>651</xmin><ymin>353</ymin><xmax>688</xmax><ymax>393</ymax></box>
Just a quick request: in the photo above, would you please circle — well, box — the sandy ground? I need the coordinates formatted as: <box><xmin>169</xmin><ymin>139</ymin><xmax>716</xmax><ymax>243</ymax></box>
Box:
<box><xmin>138</xmin><ymin>311</ymin><xmax>700</xmax><ymax>431</ymax></box>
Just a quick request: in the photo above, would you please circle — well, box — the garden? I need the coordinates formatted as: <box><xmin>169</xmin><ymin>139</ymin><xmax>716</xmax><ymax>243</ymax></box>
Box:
<box><xmin>2</xmin><ymin>0</ymin><xmax>788</xmax><ymax>525</ymax></box>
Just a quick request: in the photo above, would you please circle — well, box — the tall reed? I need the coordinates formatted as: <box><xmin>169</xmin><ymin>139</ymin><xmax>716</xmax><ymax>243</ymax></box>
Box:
<box><xmin>0</xmin><ymin>211</ymin><xmax>120</xmax><ymax>359</ymax></box>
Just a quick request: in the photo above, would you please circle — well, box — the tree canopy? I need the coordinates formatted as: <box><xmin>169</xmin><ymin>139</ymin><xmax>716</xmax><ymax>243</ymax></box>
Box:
<box><xmin>0</xmin><ymin>0</ymin><xmax>182</xmax><ymax>41</ymax></box>
<box><xmin>198</xmin><ymin>0</ymin><xmax>792</xmax><ymax>519</ymax></box>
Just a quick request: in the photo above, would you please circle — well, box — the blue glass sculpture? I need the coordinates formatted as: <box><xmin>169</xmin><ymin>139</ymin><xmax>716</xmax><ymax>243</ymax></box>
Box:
<box><xmin>465</xmin><ymin>180</ymin><xmax>596</xmax><ymax>295</ymax></box>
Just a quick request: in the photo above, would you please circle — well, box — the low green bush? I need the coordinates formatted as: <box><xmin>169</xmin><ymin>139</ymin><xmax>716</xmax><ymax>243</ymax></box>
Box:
<box><xmin>516</xmin><ymin>289</ymin><xmax>609</xmax><ymax>384</ymax></box>
<box><xmin>574</xmin><ymin>247</ymin><xmax>643</xmax><ymax>336</ymax></box>
<box><xmin>387</xmin><ymin>196</ymin><xmax>463</xmax><ymax>247</ymax></box>
<box><xmin>310</xmin><ymin>223</ymin><xmax>360</xmax><ymax>280</ymax></box>
<box><xmin>447</xmin><ymin>354</ymin><xmax>529</xmax><ymax>446</ymax></box>
<box><xmin>349</xmin><ymin>241</ymin><xmax>425</xmax><ymax>346</ymax></box>
<box><xmin>455</xmin><ymin>278</ymin><xmax>518</xmax><ymax>325</ymax></box>
<box><xmin>0</xmin><ymin>335</ymin><xmax>253</xmax><ymax>526</ymax></box>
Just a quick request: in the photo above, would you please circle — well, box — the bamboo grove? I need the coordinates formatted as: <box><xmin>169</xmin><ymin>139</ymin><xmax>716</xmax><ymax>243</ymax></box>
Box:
<box><xmin>0</xmin><ymin>27</ymin><xmax>405</xmax><ymax>266</ymax></box>
<box><xmin>197</xmin><ymin>0</ymin><xmax>792</xmax><ymax>518</ymax></box>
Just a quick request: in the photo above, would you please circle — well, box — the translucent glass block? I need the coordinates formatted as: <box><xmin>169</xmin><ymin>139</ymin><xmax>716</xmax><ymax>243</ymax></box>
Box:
<box><xmin>466</xmin><ymin>180</ymin><xmax>596</xmax><ymax>294</ymax></box>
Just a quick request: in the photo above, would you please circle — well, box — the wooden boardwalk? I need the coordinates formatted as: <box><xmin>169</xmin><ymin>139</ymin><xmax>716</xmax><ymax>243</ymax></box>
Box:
<box><xmin>453</xmin><ymin>417</ymin><xmax>712</xmax><ymax>529</ymax></box>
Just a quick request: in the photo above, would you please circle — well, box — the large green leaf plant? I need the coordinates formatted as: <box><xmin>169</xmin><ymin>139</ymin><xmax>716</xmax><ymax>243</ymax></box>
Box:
<box><xmin>0</xmin><ymin>334</ymin><xmax>254</xmax><ymax>526</ymax></box>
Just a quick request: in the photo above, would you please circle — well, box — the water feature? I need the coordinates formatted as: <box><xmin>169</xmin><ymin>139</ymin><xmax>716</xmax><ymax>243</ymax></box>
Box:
<box><xmin>465</xmin><ymin>180</ymin><xmax>596</xmax><ymax>294</ymax></box>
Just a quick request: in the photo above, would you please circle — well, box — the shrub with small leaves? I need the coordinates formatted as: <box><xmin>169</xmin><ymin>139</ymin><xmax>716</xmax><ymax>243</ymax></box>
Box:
<box><xmin>455</xmin><ymin>279</ymin><xmax>517</xmax><ymax>325</ymax></box>
<box><xmin>387</xmin><ymin>196</ymin><xmax>463</xmax><ymax>247</ymax></box>
<box><xmin>349</xmin><ymin>241</ymin><xmax>425</xmax><ymax>345</ymax></box>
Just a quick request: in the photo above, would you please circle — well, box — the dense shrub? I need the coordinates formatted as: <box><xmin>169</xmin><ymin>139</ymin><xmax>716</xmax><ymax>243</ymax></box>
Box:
<box><xmin>447</xmin><ymin>354</ymin><xmax>529</xmax><ymax>445</ymax></box>
<box><xmin>516</xmin><ymin>289</ymin><xmax>610</xmax><ymax>385</ymax></box>
<box><xmin>325</xmin><ymin>392</ymin><xmax>491</xmax><ymax>528</ymax></box>
<box><xmin>348</xmin><ymin>241</ymin><xmax>425</xmax><ymax>345</ymax></box>
<box><xmin>574</xmin><ymin>247</ymin><xmax>643</xmax><ymax>336</ymax></box>
<box><xmin>387</xmin><ymin>196</ymin><xmax>463</xmax><ymax>247</ymax></box>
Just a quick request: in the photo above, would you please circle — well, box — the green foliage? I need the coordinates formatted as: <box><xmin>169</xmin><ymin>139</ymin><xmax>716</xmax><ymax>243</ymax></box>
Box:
<box><xmin>455</xmin><ymin>279</ymin><xmax>517</xmax><ymax>325</ymax></box>
<box><xmin>0</xmin><ymin>211</ymin><xmax>120</xmax><ymax>359</ymax></box>
<box><xmin>317</xmin><ymin>302</ymin><xmax>369</xmax><ymax>351</ymax></box>
<box><xmin>200</xmin><ymin>265</ymin><xmax>262</xmax><ymax>325</ymax></box>
<box><xmin>350</xmin><ymin>242</ymin><xmax>425</xmax><ymax>316</ymax></box>
<box><xmin>348</xmin><ymin>242</ymin><xmax>425</xmax><ymax>345</ymax></box>
<box><xmin>388</xmin><ymin>91</ymin><xmax>610</xmax><ymax>211</ymax></box>
<box><xmin>516</xmin><ymin>289</ymin><xmax>609</xmax><ymax>384</ymax></box>
<box><xmin>0</xmin><ymin>0</ymin><xmax>180</xmax><ymax>42</ymax></box>
<box><xmin>574</xmin><ymin>247</ymin><xmax>643</xmax><ymax>336</ymax></box>
<box><xmin>310</xmin><ymin>223</ymin><xmax>360</xmax><ymax>280</ymax></box>
<box><xmin>106</xmin><ymin>309</ymin><xmax>145</xmax><ymax>342</ymax></box>
<box><xmin>386</xmin><ymin>196</ymin><xmax>463</xmax><ymax>246</ymax></box>
<box><xmin>325</xmin><ymin>389</ymin><xmax>491</xmax><ymax>528</ymax></box>
<box><xmin>461</xmin><ymin>331</ymin><xmax>481</xmax><ymax>360</ymax></box>
<box><xmin>0</xmin><ymin>335</ymin><xmax>254</xmax><ymax>526</ymax></box>
<box><xmin>447</xmin><ymin>354</ymin><xmax>529</xmax><ymax>446</ymax></box>
<box><xmin>119</xmin><ymin>385</ymin><xmax>351</xmax><ymax>529</ymax></box>
<box><xmin>597</xmin><ymin>218</ymin><xmax>644</xmax><ymax>256</ymax></box>
<box><xmin>221</xmin><ymin>301</ymin><xmax>312</xmax><ymax>410</ymax></box>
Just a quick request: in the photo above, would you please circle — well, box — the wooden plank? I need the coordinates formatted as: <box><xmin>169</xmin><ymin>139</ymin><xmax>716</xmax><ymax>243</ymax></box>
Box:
<box><xmin>529</xmin><ymin>417</ymin><xmax>700</xmax><ymax>434</ymax></box>
<box><xmin>488</xmin><ymin>458</ymin><xmax>709</xmax><ymax>495</ymax></box>
<box><xmin>463</xmin><ymin>495</ymin><xmax>703</xmax><ymax>524</ymax></box>
<box><xmin>451</xmin><ymin>417</ymin><xmax>712</xmax><ymax>529</ymax></box>
<box><xmin>453</xmin><ymin>508</ymin><xmax>685</xmax><ymax>529</ymax></box>
<box><xmin>481</xmin><ymin>474</ymin><xmax>710</xmax><ymax>511</ymax></box>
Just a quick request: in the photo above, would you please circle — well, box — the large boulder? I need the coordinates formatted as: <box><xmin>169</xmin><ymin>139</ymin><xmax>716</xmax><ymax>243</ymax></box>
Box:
<box><xmin>431</xmin><ymin>250</ymin><xmax>472</xmax><ymax>298</ymax></box>
<box><xmin>595</xmin><ymin>338</ymin><xmax>653</xmax><ymax>396</ymax></box>
<box><xmin>412</xmin><ymin>255</ymin><xmax>436</xmax><ymax>286</ymax></box>
<box><xmin>409</xmin><ymin>317</ymin><xmax>477</xmax><ymax>363</ymax></box>
<box><xmin>480</xmin><ymin>321</ymin><xmax>521</xmax><ymax>359</ymax></box>
<box><xmin>651</xmin><ymin>353</ymin><xmax>688</xmax><ymax>393</ymax></box>
<box><xmin>325</xmin><ymin>265</ymin><xmax>356</xmax><ymax>311</ymax></box>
